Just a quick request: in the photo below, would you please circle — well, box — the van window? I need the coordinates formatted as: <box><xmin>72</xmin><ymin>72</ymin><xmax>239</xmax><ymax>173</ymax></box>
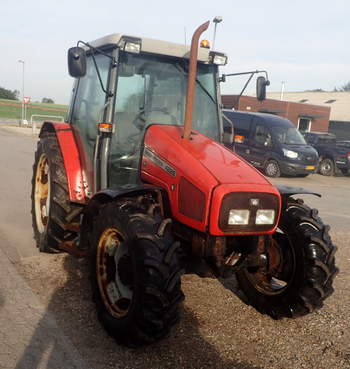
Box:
<box><xmin>224</xmin><ymin>112</ymin><xmax>251</xmax><ymax>137</ymax></box>
<box><xmin>274</xmin><ymin>126</ymin><xmax>306</xmax><ymax>145</ymax></box>
<box><xmin>254</xmin><ymin>125</ymin><xmax>272</xmax><ymax>147</ymax></box>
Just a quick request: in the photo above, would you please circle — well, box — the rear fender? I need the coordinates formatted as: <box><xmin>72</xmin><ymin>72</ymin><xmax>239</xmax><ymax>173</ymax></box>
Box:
<box><xmin>40</xmin><ymin>121</ymin><xmax>87</xmax><ymax>203</ymax></box>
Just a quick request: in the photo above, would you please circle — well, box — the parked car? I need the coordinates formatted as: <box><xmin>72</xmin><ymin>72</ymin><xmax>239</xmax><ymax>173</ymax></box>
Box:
<box><xmin>303</xmin><ymin>132</ymin><xmax>350</xmax><ymax>176</ymax></box>
<box><xmin>222</xmin><ymin>110</ymin><xmax>319</xmax><ymax>177</ymax></box>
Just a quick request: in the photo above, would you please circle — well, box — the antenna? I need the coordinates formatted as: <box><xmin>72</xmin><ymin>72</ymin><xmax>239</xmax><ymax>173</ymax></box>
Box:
<box><xmin>212</xmin><ymin>16</ymin><xmax>223</xmax><ymax>50</ymax></box>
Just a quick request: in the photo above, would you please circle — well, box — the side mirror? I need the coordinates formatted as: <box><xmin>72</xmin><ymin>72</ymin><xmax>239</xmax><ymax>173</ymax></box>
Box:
<box><xmin>256</xmin><ymin>76</ymin><xmax>270</xmax><ymax>101</ymax></box>
<box><xmin>68</xmin><ymin>47</ymin><xmax>86</xmax><ymax>78</ymax></box>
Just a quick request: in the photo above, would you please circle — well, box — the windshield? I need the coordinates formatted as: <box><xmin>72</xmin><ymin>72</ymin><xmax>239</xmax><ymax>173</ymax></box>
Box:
<box><xmin>114</xmin><ymin>52</ymin><xmax>220</xmax><ymax>140</ymax></box>
<box><xmin>108</xmin><ymin>51</ymin><xmax>220</xmax><ymax>187</ymax></box>
<box><xmin>274</xmin><ymin>126</ymin><xmax>307</xmax><ymax>145</ymax></box>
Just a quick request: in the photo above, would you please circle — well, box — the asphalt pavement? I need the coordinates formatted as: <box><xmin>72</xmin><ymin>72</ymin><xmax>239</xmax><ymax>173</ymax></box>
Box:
<box><xmin>0</xmin><ymin>125</ymin><xmax>90</xmax><ymax>369</ymax></box>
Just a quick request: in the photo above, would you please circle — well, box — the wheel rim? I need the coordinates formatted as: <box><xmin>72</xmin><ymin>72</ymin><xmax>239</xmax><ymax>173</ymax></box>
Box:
<box><xmin>34</xmin><ymin>154</ymin><xmax>50</xmax><ymax>233</ymax></box>
<box><xmin>265</xmin><ymin>162</ymin><xmax>279</xmax><ymax>177</ymax></box>
<box><xmin>320</xmin><ymin>160</ymin><xmax>332</xmax><ymax>175</ymax></box>
<box><xmin>244</xmin><ymin>230</ymin><xmax>296</xmax><ymax>296</ymax></box>
<box><xmin>96</xmin><ymin>228</ymin><xmax>133</xmax><ymax>318</ymax></box>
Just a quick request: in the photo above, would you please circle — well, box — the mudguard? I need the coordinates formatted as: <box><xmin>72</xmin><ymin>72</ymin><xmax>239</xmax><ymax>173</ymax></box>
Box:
<box><xmin>277</xmin><ymin>185</ymin><xmax>321</xmax><ymax>198</ymax></box>
<box><xmin>40</xmin><ymin>121</ymin><xmax>87</xmax><ymax>203</ymax></box>
<box><xmin>84</xmin><ymin>184</ymin><xmax>170</xmax><ymax>218</ymax></box>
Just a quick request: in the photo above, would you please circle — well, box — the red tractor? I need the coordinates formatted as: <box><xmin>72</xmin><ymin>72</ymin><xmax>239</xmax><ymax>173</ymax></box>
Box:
<box><xmin>31</xmin><ymin>21</ymin><xmax>337</xmax><ymax>347</ymax></box>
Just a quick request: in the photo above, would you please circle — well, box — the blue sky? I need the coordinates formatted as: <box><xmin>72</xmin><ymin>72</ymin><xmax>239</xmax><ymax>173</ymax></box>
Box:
<box><xmin>1</xmin><ymin>0</ymin><xmax>349</xmax><ymax>104</ymax></box>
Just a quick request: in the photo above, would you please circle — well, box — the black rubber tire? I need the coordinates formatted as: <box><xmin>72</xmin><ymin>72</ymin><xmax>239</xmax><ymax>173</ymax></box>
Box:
<box><xmin>318</xmin><ymin>158</ymin><xmax>335</xmax><ymax>176</ymax></box>
<box><xmin>90</xmin><ymin>201</ymin><xmax>184</xmax><ymax>347</ymax></box>
<box><xmin>236</xmin><ymin>198</ymin><xmax>338</xmax><ymax>319</ymax></box>
<box><xmin>340</xmin><ymin>168</ymin><xmax>349</xmax><ymax>176</ymax></box>
<box><xmin>264</xmin><ymin>159</ymin><xmax>281</xmax><ymax>178</ymax></box>
<box><xmin>296</xmin><ymin>174</ymin><xmax>309</xmax><ymax>178</ymax></box>
<box><xmin>31</xmin><ymin>133</ymin><xmax>81</xmax><ymax>252</ymax></box>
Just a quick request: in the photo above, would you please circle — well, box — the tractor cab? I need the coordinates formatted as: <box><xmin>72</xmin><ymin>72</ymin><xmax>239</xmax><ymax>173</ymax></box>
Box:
<box><xmin>68</xmin><ymin>34</ymin><xmax>226</xmax><ymax>193</ymax></box>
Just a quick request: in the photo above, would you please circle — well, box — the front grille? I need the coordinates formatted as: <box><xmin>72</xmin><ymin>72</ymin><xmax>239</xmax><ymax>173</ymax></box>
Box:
<box><xmin>219</xmin><ymin>192</ymin><xmax>279</xmax><ymax>233</ymax></box>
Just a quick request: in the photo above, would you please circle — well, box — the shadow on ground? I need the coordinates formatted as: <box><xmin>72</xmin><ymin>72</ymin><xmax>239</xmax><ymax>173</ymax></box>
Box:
<box><xmin>15</xmin><ymin>255</ymin><xmax>263</xmax><ymax>369</ymax></box>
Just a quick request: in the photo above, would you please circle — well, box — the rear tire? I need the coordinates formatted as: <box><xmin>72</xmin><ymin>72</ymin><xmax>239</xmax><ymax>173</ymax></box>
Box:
<box><xmin>318</xmin><ymin>158</ymin><xmax>335</xmax><ymax>176</ymax></box>
<box><xmin>340</xmin><ymin>168</ymin><xmax>349</xmax><ymax>176</ymax></box>
<box><xmin>90</xmin><ymin>201</ymin><xmax>184</xmax><ymax>347</ymax></box>
<box><xmin>31</xmin><ymin>133</ymin><xmax>81</xmax><ymax>252</ymax></box>
<box><xmin>264</xmin><ymin>159</ymin><xmax>281</xmax><ymax>178</ymax></box>
<box><xmin>236</xmin><ymin>198</ymin><xmax>338</xmax><ymax>319</ymax></box>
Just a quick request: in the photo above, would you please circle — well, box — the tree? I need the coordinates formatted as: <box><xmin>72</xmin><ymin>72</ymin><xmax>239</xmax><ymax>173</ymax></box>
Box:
<box><xmin>0</xmin><ymin>87</ymin><xmax>19</xmax><ymax>100</ymax></box>
<box><xmin>305</xmin><ymin>88</ymin><xmax>325</xmax><ymax>92</ymax></box>
<box><xmin>339</xmin><ymin>82</ymin><xmax>350</xmax><ymax>92</ymax></box>
<box><xmin>42</xmin><ymin>97</ymin><xmax>55</xmax><ymax>104</ymax></box>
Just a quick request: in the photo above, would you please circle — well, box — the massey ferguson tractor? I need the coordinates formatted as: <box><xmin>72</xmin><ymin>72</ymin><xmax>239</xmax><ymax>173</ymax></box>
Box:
<box><xmin>31</xmin><ymin>21</ymin><xmax>338</xmax><ymax>347</ymax></box>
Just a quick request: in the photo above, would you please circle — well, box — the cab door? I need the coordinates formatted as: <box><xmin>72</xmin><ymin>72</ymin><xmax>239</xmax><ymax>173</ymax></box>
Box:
<box><xmin>69</xmin><ymin>52</ymin><xmax>112</xmax><ymax>195</ymax></box>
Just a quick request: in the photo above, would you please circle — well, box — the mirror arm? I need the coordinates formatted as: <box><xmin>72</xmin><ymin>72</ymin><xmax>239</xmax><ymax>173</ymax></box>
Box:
<box><xmin>77</xmin><ymin>40</ymin><xmax>116</xmax><ymax>98</ymax></box>
<box><xmin>238</xmin><ymin>72</ymin><xmax>255</xmax><ymax>99</ymax></box>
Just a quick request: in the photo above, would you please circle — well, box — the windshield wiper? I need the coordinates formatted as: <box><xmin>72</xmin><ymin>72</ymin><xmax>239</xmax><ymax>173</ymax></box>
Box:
<box><xmin>173</xmin><ymin>63</ymin><xmax>217</xmax><ymax>105</ymax></box>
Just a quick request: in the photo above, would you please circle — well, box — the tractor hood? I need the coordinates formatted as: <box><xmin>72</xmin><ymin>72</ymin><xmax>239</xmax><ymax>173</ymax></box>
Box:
<box><xmin>143</xmin><ymin>125</ymin><xmax>272</xmax><ymax>186</ymax></box>
<box><xmin>141</xmin><ymin>125</ymin><xmax>280</xmax><ymax>235</ymax></box>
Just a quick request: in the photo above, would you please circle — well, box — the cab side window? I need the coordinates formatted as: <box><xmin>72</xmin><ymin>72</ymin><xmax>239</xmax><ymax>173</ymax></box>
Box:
<box><xmin>254</xmin><ymin>125</ymin><xmax>272</xmax><ymax>147</ymax></box>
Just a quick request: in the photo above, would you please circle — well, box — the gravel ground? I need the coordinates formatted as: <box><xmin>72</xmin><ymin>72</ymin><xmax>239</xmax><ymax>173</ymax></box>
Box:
<box><xmin>16</xmin><ymin>232</ymin><xmax>350</xmax><ymax>369</ymax></box>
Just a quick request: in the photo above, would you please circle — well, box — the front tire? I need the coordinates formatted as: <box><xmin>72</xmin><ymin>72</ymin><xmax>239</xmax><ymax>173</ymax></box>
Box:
<box><xmin>236</xmin><ymin>198</ymin><xmax>338</xmax><ymax>319</ymax></box>
<box><xmin>31</xmin><ymin>133</ymin><xmax>81</xmax><ymax>252</ymax></box>
<box><xmin>90</xmin><ymin>201</ymin><xmax>184</xmax><ymax>347</ymax></box>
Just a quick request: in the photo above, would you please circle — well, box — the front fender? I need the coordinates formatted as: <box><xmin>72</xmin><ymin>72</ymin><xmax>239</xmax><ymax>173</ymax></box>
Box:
<box><xmin>84</xmin><ymin>184</ymin><xmax>170</xmax><ymax>219</ymax></box>
<box><xmin>277</xmin><ymin>185</ymin><xmax>321</xmax><ymax>198</ymax></box>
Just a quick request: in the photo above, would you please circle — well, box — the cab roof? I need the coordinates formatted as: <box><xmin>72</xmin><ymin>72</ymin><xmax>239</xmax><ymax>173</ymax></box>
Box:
<box><xmin>88</xmin><ymin>33</ymin><xmax>214</xmax><ymax>63</ymax></box>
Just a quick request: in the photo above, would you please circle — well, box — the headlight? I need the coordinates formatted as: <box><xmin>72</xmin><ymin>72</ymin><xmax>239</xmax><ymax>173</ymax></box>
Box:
<box><xmin>255</xmin><ymin>210</ymin><xmax>275</xmax><ymax>225</ymax></box>
<box><xmin>282</xmin><ymin>149</ymin><xmax>298</xmax><ymax>159</ymax></box>
<box><xmin>228</xmin><ymin>210</ymin><xmax>250</xmax><ymax>225</ymax></box>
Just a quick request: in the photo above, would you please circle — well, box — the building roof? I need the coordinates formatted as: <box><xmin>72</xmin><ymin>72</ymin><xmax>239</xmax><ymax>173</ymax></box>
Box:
<box><xmin>267</xmin><ymin>91</ymin><xmax>350</xmax><ymax>122</ymax></box>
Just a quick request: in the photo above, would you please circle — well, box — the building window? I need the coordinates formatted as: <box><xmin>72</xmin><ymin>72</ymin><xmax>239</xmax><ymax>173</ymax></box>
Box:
<box><xmin>298</xmin><ymin>118</ymin><xmax>312</xmax><ymax>132</ymax></box>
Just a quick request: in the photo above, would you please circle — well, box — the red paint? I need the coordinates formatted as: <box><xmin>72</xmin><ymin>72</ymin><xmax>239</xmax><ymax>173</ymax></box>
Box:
<box><xmin>142</xmin><ymin>126</ymin><xmax>218</xmax><ymax>232</ymax></box>
<box><xmin>41</xmin><ymin>121</ymin><xmax>87</xmax><ymax>204</ymax></box>
<box><xmin>142</xmin><ymin>125</ymin><xmax>281</xmax><ymax>235</ymax></box>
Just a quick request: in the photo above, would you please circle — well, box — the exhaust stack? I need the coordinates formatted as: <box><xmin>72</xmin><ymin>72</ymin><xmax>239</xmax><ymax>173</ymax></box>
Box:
<box><xmin>183</xmin><ymin>21</ymin><xmax>210</xmax><ymax>140</ymax></box>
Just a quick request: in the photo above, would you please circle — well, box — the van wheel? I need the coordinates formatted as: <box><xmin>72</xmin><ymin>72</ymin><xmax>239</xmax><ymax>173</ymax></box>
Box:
<box><xmin>264</xmin><ymin>160</ymin><xmax>281</xmax><ymax>178</ymax></box>
<box><xmin>318</xmin><ymin>158</ymin><xmax>335</xmax><ymax>176</ymax></box>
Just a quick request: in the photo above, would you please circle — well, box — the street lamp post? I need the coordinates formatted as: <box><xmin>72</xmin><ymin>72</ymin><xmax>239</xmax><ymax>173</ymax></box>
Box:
<box><xmin>18</xmin><ymin>60</ymin><xmax>25</xmax><ymax>124</ymax></box>
<box><xmin>212</xmin><ymin>16</ymin><xmax>223</xmax><ymax>51</ymax></box>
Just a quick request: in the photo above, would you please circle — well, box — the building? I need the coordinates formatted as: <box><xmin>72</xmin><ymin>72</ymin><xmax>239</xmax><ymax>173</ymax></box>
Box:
<box><xmin>222</xmin><ymin>94</ymin><xmax>331</xmax><ymax>133</ymax></box>
<box><xmin>267</xmin><ymin>91</ymin><xmax>350</xmax><ymax>140</ymax></box>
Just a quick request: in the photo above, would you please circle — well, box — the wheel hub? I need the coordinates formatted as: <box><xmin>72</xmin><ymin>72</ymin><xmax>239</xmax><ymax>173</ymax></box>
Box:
<box><xmin>97</xmin><ymin>228</ymin><xmax>133</xmax><ymax>318</ymax></box>
<box><xmin>245</xmin><ymin>231</ymin><xmax>295</xmax><ymax>296</ymax></box>
<box><xmin>34</xmin><ymin>154</ymin><xmax>50</xmax><ymax>233</ymax></box>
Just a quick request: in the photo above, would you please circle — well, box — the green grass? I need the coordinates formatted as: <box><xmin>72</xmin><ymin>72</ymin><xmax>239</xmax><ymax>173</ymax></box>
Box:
<box><xmin>0</xmin><ymin>98</ymin><xmax>68</xmax><ymax>121</ymax></box>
